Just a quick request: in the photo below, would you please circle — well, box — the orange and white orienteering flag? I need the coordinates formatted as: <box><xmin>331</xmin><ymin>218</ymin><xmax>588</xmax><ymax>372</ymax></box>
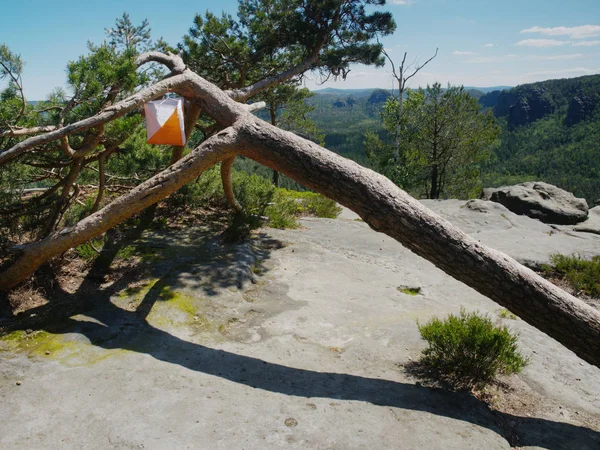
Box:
<box><xmin>144</xmin><ymin>98</ymin><xmax>186</xmax><ymax>146</ymax></box>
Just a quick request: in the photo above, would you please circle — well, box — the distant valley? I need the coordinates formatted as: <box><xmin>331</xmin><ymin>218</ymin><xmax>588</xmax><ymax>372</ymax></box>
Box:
<box><xmin>306</xmin><ymin>75</ymin><xmax>600</xmax><ymax>204</ymax></box>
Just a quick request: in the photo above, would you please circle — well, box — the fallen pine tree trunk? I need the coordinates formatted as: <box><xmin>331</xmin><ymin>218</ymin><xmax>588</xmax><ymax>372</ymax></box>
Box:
<box><xmin>1</xmin><ymin>53</ymin><xmax>598</xmax><ymax>368</ymax></box>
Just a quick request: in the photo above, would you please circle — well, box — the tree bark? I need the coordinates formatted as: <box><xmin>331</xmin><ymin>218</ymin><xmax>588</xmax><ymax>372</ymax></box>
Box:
<box><xmin>269</xmin><ymin>105</ymin><xmax>280</xmax><ymax>187</ymax></box>
<box><xmin>40</xmin><ymin>158</ymin><xmax>83</xmax><ymax>237</ymax></box>
<box><xmin>1</xmin><ymin>56</ymin><xmax>598</xmax><ymax>368</ymax></box>
<box><xmin>169</xmin><ymin>100</ymin><xmax>202</xmax><ymax>165</ymax></box>
<box><xmin>221</xmin><ymin>156</ymin><xmax>242</xmax><ymax>212</ymax></box>
<box><xmin>430</xmin><ymin>164</ymin><xmax>438</xmax><ymax>199</ymax></box>
<box><xmin>91</xmin><ymin>153</ymin><xmax>106</xmax><ymax>214</ymax></box>
<box><xmin>0</xmin><ymin>125</ymin><xmax>58</xmax><ymax>138</ymax></box>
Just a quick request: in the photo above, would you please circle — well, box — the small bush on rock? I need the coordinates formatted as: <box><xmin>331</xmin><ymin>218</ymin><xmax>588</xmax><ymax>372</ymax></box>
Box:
<box><xmin>266</xmin><ymin>191</ymin><xmax>299</xmax><ymax>229</ymax></box>
<box><xmin>417</xmin><ymin>309</ymin><xmax>528</xmax><ymax>389</ymax></box>
<box><xmin>265</xmin><ymin>188</ymin><xmax>341</xmax><ymax>229</ymax></box>
<box><xmin>546</xmin><ymin>253</ymin><xmax>600</xmax><ymax>297</ymax></box>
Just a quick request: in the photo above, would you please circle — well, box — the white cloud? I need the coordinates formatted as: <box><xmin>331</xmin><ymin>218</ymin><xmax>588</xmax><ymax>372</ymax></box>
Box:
<box><xmin>532</xmin><ymin>53</ymin><xmax>584</xmax><ymax>61</ymax></box>
<box><xmin>391</xmin><ymin>0</ymin><xmax>413</xmax><ymax>5</ymax></box>
<box><xmin>453</xmin><ymin>50</ymin><xmax>476</xmax><ymax>55</ymax></box>
<box><xmin>483</xmin><ymin>43</ymin><xmax>494</xmax><ymax>48</ymax></box>
<box><xmin>572</xmin><ymin>40</ymin><xmax>600</xmax><ymax>47</ymax></box>
<box><xmin>521</xmin><ymin>25</ymin><xmax>600</xmax><ymax>40</ymax></box>
<box><xmin>516</xmin><ymin>39</ymin><xmax>569</xmax><ymax>47</ymax></box>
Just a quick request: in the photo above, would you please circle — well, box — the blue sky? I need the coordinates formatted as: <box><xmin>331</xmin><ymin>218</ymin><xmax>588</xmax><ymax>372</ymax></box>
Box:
<box><xmin>1</xmin><ymin>0</ymin><xmax>599</xmax><ymax>99</ymax></box>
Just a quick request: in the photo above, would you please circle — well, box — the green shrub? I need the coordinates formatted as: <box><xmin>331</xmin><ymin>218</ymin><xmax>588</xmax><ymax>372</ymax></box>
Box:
<box><xmin>265</xmin><ymin>188</ymin><xmax>341</xmax><ymax>229</ymax></box>
<box><xmin>167</xmin><ymin>167</ymin><xmax>339</xmax><ymax>230</ymax></box>
<box><xmin>75</xmin><ymin>237</ymin><xmax>105</xmax><ymax>263</ymax></box>
<box><xmin>64</xmin><ymin>195</ymin><xmax>96</xmax><ymax>226</ymax></box>
<box><xmin>232</xmin><ymin>170</ymin><xmax>275</xmax><ymax>215</ymax></box>
<box><xmin>221</xmin><ymin>211</ymin><xmax>263</xmax><ymax>243</ymax></box>
<box><xmin>265</xmin><ymin>192</ymin><xmax>299</xmax><ymax>229</ymax></box>
<box><xmin>115</xmin><ymin>244</ymin><xmax>137</xmax><ymax>260</ymax></box>
<box><xmin>302</xmin><ymin>193</ymin><xmax>342</xmax><ymax>218</ymax></box>
<box><xmin>169</xmin><ymin>166</ymin><xmax>226</xmax><ymax>209</ymax></box>
<box><xmin>169</xmin><ymin>166</ymin><xmax>275</xmax><ymax>215</ymax></box>
<box><xmin>417</xmin><ymin>309</ymin><xmax>528</xmax><ymax>388</ymax></box>
<box><xmin>546</xmin><ymin>253</ymin><xmax>600</xmax><ymax>297</ymax></box>
<box><xmin>276</xmin><ymin>188</ymin><xmax>341</xmax><ymax>218</ymax></box>
<box><xmin>497</xmin><ymin>308</ymin><xmax>517</xmax><ymax>320</ymax></box>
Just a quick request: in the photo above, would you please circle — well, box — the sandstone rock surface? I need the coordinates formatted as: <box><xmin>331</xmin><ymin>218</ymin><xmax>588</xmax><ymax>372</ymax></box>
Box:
<box><xmin>483</xmin><ymin>182</ymin><xmax>588</xmax><ymax>225</ymax></box>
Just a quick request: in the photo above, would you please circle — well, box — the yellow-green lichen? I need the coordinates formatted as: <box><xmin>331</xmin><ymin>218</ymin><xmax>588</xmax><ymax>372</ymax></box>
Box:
<box><xmin>1</xmin><ymin>330</ymin><xmax>73</xmax><ymax>355</ymax></box>
<box><xmin>145</xmin><ymin>287</ymin><xmax>211</xmax><ymax>330</ymax></box>
<box><xmin>158</xmin><ymin>287</ymin><xmax>198</xmax><ymax>317</ymax></box>
<box><xmin>398</xmin><ymin>286</ymin><xmax>422</xmax><ymax>296</ymax></box>
<box><xmin>114</xmin><ymin>278</ymin><xmax>160</xmax><ymax>309</ymax></box>
<box><xmin>0</xmin><ymin>329</ymin><xmax>127</xmax><ymax>366</ymax></box>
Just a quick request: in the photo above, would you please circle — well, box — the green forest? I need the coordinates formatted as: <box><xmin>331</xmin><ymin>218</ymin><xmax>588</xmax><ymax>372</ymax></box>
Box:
<box><xmin>306</xmin><ymin>75</ymin><xmax>600</xmax><ymax>204</ymax></box>
<box><xmin>481</xmin><ymin>75</ymin><xmax>600</xmax><ymax>204</ymax></box>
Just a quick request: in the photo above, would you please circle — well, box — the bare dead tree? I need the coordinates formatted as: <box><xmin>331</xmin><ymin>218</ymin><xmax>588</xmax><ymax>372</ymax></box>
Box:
<box><xmin>0</xmin><ymin>52</ymin><xmax>598</xmax><ymax>368</ymax></box>
<box><xmin>381</xmin><ymin>47</ymin><xmax>438</xmax><ymax>159</ymax></box>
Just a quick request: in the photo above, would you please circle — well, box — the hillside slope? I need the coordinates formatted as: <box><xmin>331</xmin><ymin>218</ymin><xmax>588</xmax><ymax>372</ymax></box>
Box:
<box><xmin>306</xmin><ymin>76</ymin><xmax>600</xmax><ymax>204</ymax></box>
<box><xmin>480</xmin><ymin>75</ymin><xmax>600</xmax><ymax>204</ymax></box>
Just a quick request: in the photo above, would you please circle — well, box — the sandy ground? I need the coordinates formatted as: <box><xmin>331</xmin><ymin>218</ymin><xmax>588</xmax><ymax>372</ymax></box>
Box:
<box><xmin>1</xmin><ymin>203</ymin><xmax>599</xmax><ymax>449</ymax></box>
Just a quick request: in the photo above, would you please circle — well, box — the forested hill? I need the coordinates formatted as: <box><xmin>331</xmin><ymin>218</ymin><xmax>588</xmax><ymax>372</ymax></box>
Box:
<box><xmin>307</xmin><ymin>76</ymin><xmax>600</xmax><ymax>204</ymax></box>
<box><xmin>480</xmin><ymin>74</ymin><xmax>600</xmax><ymax>204</ymax></box>
<box><xmin>479</xmin><ymin>75</ymin><xmax>600</xmax><ymax>128</ymax></box>
<box><xmin>306</xmin><ymin>86</ymin><xmax>511</xmax><ymax>163</ymax></box>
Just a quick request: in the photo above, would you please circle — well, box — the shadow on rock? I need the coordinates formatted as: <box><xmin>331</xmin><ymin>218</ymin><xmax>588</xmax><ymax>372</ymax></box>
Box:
<box><xmin>37</xmin><ymin>305</ymin><xmax>599</xmax><ymax>450</ymax></box>
<box><xmin>2</xmin><ymin>228</ymin><xmax>598</xmax><ymax>450</ymax></box>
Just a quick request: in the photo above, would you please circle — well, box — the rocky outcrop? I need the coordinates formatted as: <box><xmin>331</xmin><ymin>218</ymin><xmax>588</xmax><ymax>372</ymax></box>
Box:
<box><xmin>508</xmin><ymin>97</ymin><xmax>531</xmax><ymax>127</ymax></box>
<box><xmin>566</xmin><ymin>95</ymin><xmax>596</xmax><ymax>126</ymax></box>
<box><xmin>478</xmin><ymin>90</ymin><xmax>502</xmax><ymax>109</ymax></box>
<box><xmin>492</xmin><ymin>87</ymin><xmax>555</xmax><ymax>128</ymax></box>
<box><xmin>507</xmin><ymin>88</ymin><xmax>554</xmax><ymax>128</ymax></box>
<box><xmin>483</xmin><ymin>182</ymin><xmax>589</xmax><ymax>225</ymax></box>
<box><xmin>464</xmin><ymin>198</ymin><xmax>510</xmax><ymax>214</ymax></box>
<box><xmin>367</xmin><ymin>88</ymin><xmax>392</xmax><ymax>105</ymax></box>
<box><xmin>574</xmin><ymin>206</ymin><xmax>600</xmax><ymax>235</ymax></box>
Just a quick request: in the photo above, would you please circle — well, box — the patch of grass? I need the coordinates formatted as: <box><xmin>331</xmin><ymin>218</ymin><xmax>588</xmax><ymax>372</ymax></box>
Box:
<box><xmin>545</xmin><ymin>253</ymin><xmax>600</xmax><ymax>297</ymax></box>
<box><xmin>277</xmin><ymin>188</ymin><xmax>342</xmax><ymax>219</ymax></box>
<box><xmin>266</xmin><ymin>192</ymin><xmax>300</xmax><ymax>229</ymax></box>
<box><xmin>115</xmin><ymin>245</ymin><xmax>137</xmax><ymax>260</ymax></box>
<box><xmin>416</xmin><ymin>308</ymin><xmax>528</xmax><ymax>389</ymax></box>
<box><xmin>75</xmin><ymin>237</ymin><xmax>105</xmax><ymax>263</ymax></box>
<box><xmin>63</xmin><ymin>195</ymin><xmax>96</xmax><ymax>227</ymax></box>
<box><xmin>498</xmin><ymin>308</ymin><xmax>518</xmax><ymax>320</ymax></box>
<box><xmin>398</xmin><ymin>286</ymin><xmax>421</xmax><ymax>296</ymax></box>
<box><xmin>0</xmin><ymin>329</ymin><xmax>78</xmax><ymax>357</ymax></box>
<box><xmin>158</xmin><ymin>287</ymin><xmax>198</xmax><ymax>317</ymax></box>
<box><xmin>153</xmin><ymin>216</ymin><xmax>169</xmax><ymax>230</ymax></box>
<box><xmin>265</xmin><ymin>188</ymin><xmax>341</xmax><ymax>229</ymax></box>
<box><xmin>118</xmin><ymin>278</ymin><xmax>159</xmax><ymax>302</ymax></box>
